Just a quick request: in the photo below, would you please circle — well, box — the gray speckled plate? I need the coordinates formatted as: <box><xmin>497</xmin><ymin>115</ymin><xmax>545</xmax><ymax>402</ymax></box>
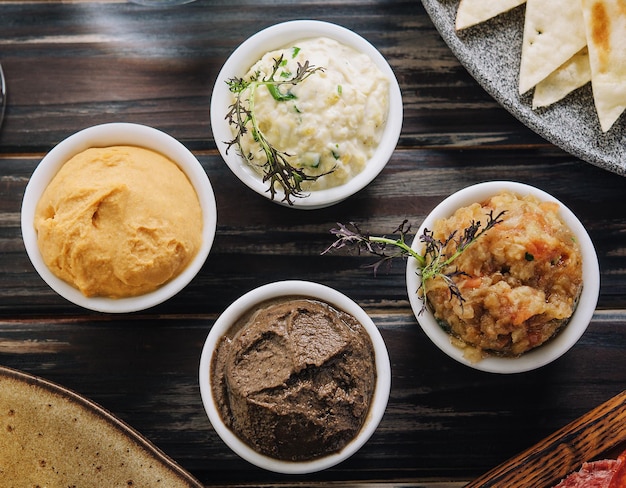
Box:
<box><xmin>421</xmin><ymin>0</ymin><xmax>626</xmax><ymax>176</ymax></box>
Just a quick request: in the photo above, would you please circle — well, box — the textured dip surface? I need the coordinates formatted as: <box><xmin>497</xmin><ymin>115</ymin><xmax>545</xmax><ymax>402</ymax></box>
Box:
<box><xmin>426</xmin><ymin>191</ymin><xmax>584</xmax><ymax>360</ymax></box>
<box><xmin>34</xmin><ymin>146</ymin><xmax>202</xmax><ymax>298</ymax></box>
<box><xmin>211</xmin><ymin>297</ymin><xmax>376</xmax><ymax>461</ymax></box>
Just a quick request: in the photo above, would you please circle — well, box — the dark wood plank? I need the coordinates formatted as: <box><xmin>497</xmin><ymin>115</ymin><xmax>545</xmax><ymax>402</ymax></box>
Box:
<box><xmin>1</xmin><ymin>310</ymin><xmax>626</xmax><ymax>485</ymax></box>
<box><xmin>2</xmin><ymin>147</ymin><xmax>625</xmax><ymax>314</ymax></box>
<box><xmin>1</xmin><ymin>1</ymin><xmax>626</xmax><ymax>486</ymax></box>
<box><xmin>0</xmin><ymin>0</ymin><xmax>543</xmax><ymax>152</ymax></box>
<box><xmin>465</xmin><ymin>391</ymin><xmax>626</xmax><ymax>488</ymax></box>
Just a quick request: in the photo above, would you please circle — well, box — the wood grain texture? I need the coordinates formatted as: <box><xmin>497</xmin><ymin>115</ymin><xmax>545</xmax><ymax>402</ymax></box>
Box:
<box><xmin>465</xmin><ymin>390</ymin><xmax>626</xmax><ymax>488</ymax></box>
<box><xmin>0</xmin><ymin>1</ymin><xmax>625</xmax><ymax>486</ymax></box>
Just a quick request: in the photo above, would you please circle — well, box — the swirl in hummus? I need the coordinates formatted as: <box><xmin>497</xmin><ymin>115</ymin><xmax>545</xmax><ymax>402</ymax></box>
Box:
<box><xmin>34</xmin><ymin>146</ymin><xmax>202</xmax><ymax>298</ymax></box>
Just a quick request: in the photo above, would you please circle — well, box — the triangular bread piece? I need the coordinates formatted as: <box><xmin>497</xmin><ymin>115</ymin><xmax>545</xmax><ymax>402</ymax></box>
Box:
<box><xmin>532</xmin><ymin>47</ymin><xmax>591</xmax><ymax>109</ymax></box>
<box><xmin>519</xmin><ymin>0</ymin><xmax>587</xmax><ymax>94</ymax></box>
<box><xmin>581</xmin><ymin>0</ymin><xmax>626</xmax><ymax>132</ymax></box>
<box><xmin>455</xmin><ymin>0</ymin><xmax>526</xmax><ymax>31</ymax></box>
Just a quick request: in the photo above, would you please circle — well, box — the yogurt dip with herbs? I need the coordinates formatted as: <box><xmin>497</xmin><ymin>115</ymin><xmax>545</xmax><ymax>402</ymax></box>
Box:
<box><xmin>227</xmin><ymin>36</ymin><xmax>390</xmax><ymax>196</ymax></box>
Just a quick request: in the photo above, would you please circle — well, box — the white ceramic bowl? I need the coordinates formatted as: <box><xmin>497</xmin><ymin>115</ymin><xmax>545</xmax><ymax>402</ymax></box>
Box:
<box><xmin>21</xmin><ymin>123</ymin><xmax>218</xmax><ymax>313</ymax></box>
<box><xmin>405</xmin><ymin>181</ymin><xmax>600</xmax><ymax>374</ymax></box>
<box><xmin>210</xmin><ymin>20</ymin><xmax>403</xmax><ymax>209</ymax></box>
<box><xmin>198</xmin><ymin>280</ymin><xmax>391</xmax><ymax>474</ymax></box>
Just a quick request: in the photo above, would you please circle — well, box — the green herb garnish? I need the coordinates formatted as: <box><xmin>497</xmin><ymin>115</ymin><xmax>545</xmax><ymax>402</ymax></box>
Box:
<box><xmin>225</xmin><ymin>54</ymin><xmax>329</xmax><ymax>205</ymax></box>
<box><xmin>322</xmin><ymin>210</ymin><xmax>506</xmax><ymax>310</ymax></box>
<box><xmin>266</xmin><ymin>83</ymin><xmax>297</xmax><ymax>101</ymax></box>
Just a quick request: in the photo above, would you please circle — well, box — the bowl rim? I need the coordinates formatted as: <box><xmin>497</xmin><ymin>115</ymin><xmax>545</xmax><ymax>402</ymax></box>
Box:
<box><xmin>405</xmin><ymin>180</ymin><xmax>600</xmax><ymax>374</ymax></box>
<box><xmin>198</xmin><ymin>280</ymin><xmax>392</xmax><ymax>474</ymax></box>
<box><xmin>20</xmin><ymin>122</ymin><xmax>218</xmax><ymax>313</ymax></box>
<box><xmin>210</xmin><ymin>19</ymin><xmax>403</xmax><ymax>209</ymax></box>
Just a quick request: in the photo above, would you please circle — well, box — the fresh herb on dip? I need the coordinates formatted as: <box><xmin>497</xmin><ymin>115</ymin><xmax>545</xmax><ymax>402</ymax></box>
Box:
<box><xmin>324</xmin><ymin>191</ymin><xmax>584</xmax><ymax>361</ymax></box>
<box><xmin>325</xmin><ymin>210</ymin><xmax>505</xmax><ymax>310</ymax></box>
<box><xmin>226</xmin><ymin>55</ymin><xmax>326</xmax><ymax>204</ymax></box>
<box><xmin>225</xmin><ymin>37</ymin><xmax>390</xmax><ymax>205</ymax></box>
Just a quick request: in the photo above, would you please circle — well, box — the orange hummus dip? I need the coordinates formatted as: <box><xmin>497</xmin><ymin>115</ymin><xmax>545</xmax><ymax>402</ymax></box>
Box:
<box><xmin>34</xmin><ymin>146</ymin><xmax>202</xmax><ymax>298</ymax></box>
<box><xmin>425</xmin><ymin>191</ymin><xmax>583</xmax><ymax>361</ymax></box>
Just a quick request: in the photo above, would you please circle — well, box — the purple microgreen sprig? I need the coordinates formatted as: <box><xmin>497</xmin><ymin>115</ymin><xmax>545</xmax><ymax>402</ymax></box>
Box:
<box><xmin>224</xmin><ymin>54</ymin><xmax>328</xmax><ymax>205</ymax></box>
<box><xmin>323</xmin><ymin>220</ymin><xmax>420</xmax><ymax>275</ymax></box>
<box><xmin>323</xmin><ymin>210</ymin><xmax>506</xmax><ymax>309</ymax></box>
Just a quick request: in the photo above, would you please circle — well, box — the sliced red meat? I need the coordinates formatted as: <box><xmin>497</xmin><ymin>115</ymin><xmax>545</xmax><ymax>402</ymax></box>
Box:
<box><xmin>608</xmin><ymin>450</ymin><xmax>626</xmax><ymax>488</ymax></box>
<box><xmin>553</xmin><ymin>459</ymin><xmax>618</xmax><ymax>488</ymax></box>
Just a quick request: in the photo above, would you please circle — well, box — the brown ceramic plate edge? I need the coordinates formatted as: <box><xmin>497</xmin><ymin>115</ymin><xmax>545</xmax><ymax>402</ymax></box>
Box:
<box><xmin>0</xmin><ymin>364</ymin><xmax>203</xmax><ymax>487</ymax></box>
<box><xmin>465</xmin><ymin>390</ymin><xmax>626</xmax><ymax>488</ymax></box>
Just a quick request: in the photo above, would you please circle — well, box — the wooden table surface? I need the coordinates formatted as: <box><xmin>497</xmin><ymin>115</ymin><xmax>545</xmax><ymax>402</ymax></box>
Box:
<box><xmin>1</xmin><ymin>1</ymin><xmax>626</xmax><ymax>486</ymax></box>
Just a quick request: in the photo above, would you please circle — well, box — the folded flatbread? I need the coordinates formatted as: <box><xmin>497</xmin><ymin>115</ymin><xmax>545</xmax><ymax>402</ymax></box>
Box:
<box><xmin>581</xmin><ymin>0</ymin><xmax>626</xmax><ymax>132</ymax></box>
<box><xmin>519</xmin><ymin>0</ymin><xmax>587</xmax><ymax>94</ymax></box>
<box><xmin>532</xmin><ymin>48</ymin><xmax>591</xmax><ymax>109</ymax></box>
<box><xmin>455</xmin><ymin>0</ymin><xmax>526</xmax><ymax>30</ymax></box>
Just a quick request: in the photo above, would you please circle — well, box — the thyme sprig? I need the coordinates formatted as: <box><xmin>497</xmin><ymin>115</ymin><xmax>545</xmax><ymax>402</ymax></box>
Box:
<box><xmin>323</xmin><ymin>210</ymin><xmax>506</xmax><ymax>309</ymax></box>
<box><xmin>225</xmin><ymin>54</ymin><xmax>328</xmax><ymax>205</ymax></box>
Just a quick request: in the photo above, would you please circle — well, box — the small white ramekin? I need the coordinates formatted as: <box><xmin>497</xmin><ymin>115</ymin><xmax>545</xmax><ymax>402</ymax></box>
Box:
<box><xmin>405</xmin><ymin>181</ymin><xmax>600</xmax><ymax>374</ymax></box>
<box><xmin>210</xmin><ymin>20</ymin><xmax>403</xmax><ymax>209</ymax></box>
<box><xmin>21</xmin><ymin>123</ymin><xmax>217</xmax><ymax>313</ymax></box>
<box><xmin>198</xmin><ymin>280</ymin><xmax>391</xmax><ymax>474</ymax></box>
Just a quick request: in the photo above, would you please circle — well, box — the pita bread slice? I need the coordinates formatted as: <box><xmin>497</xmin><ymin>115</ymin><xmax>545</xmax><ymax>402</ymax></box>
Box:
<box><xmin>581</xmin><ymin>0</ymin><xmax>626</xmax><ymax>132</ymax></box>
<box><xmin>518</xmin><ymin>0</ymin><xmax>587</xmax><ymax>95</ymax></box>
<box><xmin>532</xmin><ymin>47</ymin><xmax>591</xmax><ymax>109</ymax></box>
<box><xmin>455</xmin><ymin>0</ymin><xmax>526</xmax><ymax>31</ymax></box>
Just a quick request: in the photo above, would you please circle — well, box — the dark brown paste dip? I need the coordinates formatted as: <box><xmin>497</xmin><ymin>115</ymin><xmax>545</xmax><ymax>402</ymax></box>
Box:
<box><xmin>211</xmin><ymin>297</ymin><xmax>376</xmax><ymax>462</ymax></box>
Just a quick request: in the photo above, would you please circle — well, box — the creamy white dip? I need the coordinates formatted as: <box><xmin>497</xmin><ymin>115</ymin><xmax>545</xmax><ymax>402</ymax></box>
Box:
<box><xmin>234</xmin><ymin>37</ymin><xmax>390</xmax><ymax>191</ymax></box>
